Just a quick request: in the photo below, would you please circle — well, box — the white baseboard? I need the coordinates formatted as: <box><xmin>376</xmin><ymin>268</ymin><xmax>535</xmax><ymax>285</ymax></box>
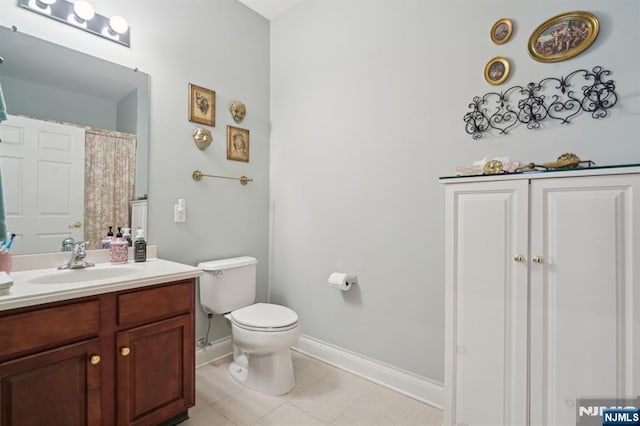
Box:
<box><xmin>194</xmin><ymin>334</ymin><xmax>444</xmax><ymax>409</ymax></box>
<box><xmin>294</xmin><ymin>335</ymin><xmax>444</xmax><ymax>409</ymax></box>
<box><xmin>195</xmin><ymin>336</ymin><xmax>233</xmax><ymax>367</ymax></box>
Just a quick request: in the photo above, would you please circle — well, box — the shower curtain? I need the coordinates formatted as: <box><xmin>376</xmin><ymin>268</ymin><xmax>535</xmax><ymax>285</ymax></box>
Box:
<box><xmin>84</xmin><ymin>129</ymin><xmax>136</xmax><ymax>250</ymax></box>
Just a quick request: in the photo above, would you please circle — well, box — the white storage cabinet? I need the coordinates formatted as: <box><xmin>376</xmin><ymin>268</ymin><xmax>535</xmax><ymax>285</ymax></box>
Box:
<box><xmin>442</xmin><ymin>167</ymin><xmax>640</xmax><ymax>426</ymax></box>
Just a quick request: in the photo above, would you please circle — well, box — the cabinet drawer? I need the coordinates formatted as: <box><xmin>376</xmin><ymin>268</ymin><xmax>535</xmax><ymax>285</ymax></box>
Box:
<box><xmin>0</xmin><ymin>300</ymin><xmax>100</xmax><ymax>360</ymax></box>
<box><xmin>118</xmin><ymin>281</ymin><xmax>194</xmax><ymax>327</ymax></box>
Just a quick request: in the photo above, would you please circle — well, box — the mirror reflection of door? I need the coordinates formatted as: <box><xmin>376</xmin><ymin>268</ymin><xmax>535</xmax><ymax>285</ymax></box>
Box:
<box><xmin>0</xmin><ymin>115</ymin><xmax>84</xmax><ymax>254</ymax></box>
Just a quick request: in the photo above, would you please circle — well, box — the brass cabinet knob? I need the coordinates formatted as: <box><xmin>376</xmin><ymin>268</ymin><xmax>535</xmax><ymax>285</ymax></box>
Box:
<box><xmin>70</xmin><ymin>221</ymin><xmax>82</xmax><ymax>228</ymax></box>
<box><xmin>121</xmin><ymin>347</ymin><xmax>131</xmax><ymax>356</ymax></box>
<box><xmin>513</xmin><ymin>255</ymin><xmax>525</xmax><ymax>262</ymax></box>
<box><xmin>532</xmin><ymin>256</ymin><xmax>544</xmax><ymax>264</ymax></box>
<box><xmin>90</xmin><ymin>355</ymin><xmax>101</xmax><ymax>365</ymax></box>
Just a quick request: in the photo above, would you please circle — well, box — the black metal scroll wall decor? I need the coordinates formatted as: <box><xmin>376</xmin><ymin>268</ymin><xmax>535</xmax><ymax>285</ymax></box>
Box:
<box><xmin>463</xmin><ymin>66</ymin><xmax>617</xmax><ymax>140</ymax></box>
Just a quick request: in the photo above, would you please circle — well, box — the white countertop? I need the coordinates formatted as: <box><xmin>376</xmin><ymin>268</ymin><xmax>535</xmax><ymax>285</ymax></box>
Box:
<box><xmin>0</xmin><ymin>258</ymin><xmax>203</xmax><ymax>312</ymax></box>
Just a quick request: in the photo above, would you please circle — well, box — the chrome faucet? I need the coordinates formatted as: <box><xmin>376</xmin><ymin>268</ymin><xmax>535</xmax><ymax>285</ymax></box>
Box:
<box><xmin>58</xmin><ymin>241</ymin><xmax>96</xmax><ymax>270</ymax></box>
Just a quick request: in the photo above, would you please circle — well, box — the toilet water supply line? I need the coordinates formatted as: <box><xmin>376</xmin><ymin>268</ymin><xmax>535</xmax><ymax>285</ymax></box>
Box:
<box><xmin>198</xmin><ymin>313</ymin><xmax>214</xmax><ymax>348</ymax></box>
<box><xmin>198</xmin><ymin>271</ymin><xmax>223</xmax><ymax>347</ymax></box>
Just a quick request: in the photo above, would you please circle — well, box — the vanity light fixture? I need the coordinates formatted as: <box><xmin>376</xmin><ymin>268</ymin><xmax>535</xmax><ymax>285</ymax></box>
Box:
<box><xmin>19</xmin><ymin>0</ymin><xmax>131</xmax><ymax>47</ymax></box>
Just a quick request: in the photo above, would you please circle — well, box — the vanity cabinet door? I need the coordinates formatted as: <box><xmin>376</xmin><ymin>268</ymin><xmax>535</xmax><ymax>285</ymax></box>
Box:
<box><xmin>116</xmin><ymin>314</ymin><xmax>194</xmax><ymax>426</ymax></box>
<box><xmin>0</xmin><ymin>339</ymin><xmax>101</xmax><ymax>426</ymax></box>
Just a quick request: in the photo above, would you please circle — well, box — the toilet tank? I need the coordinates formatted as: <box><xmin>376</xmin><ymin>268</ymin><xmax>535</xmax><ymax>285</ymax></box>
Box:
<box><xmin>197</xmin><ymin>256</ymin><xmax>257</xmax><ymax>314</ymax></box>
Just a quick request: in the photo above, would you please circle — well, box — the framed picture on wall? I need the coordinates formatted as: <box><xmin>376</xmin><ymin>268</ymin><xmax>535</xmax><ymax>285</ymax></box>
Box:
<box><xmin>188</xmin><ymin>83</ymin><xmax>216</xmax><ymax>126</ymax></box>
<box><xmin>490</xmin><ymin>18</ymin><xmax>513</xmax><ymax>44</ymax></box>
<box><xmin>227</xmin><ymin>126</ymin><xmax>250</xmax><ymax>162</ymax></box>
<box><xmin>528</xmin><ymin>11</ymin><xmax>599</xmax><ymax>63</ymax></box>
<box><xmin>484</xmin><ymin>56</ymin><xmax>510</xmax><ymax>85</ymax></box>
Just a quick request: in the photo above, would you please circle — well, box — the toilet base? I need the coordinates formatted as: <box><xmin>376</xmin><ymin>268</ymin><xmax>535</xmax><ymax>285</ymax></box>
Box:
<box><xmin>228</xmin><ymin>348</ymin><xmax>295</xmax><ymax>396</ymax></box>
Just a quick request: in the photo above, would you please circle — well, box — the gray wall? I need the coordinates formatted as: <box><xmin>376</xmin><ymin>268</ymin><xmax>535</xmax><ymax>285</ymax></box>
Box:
<box><xmin>117</xmin><ymin>88</ymin><xmax>149</xmax><ymax>197</ymax></box>
<box><xmin>0</xmin><ymin>0</ymin><xmax>271</xmax><ymax>344</ymax></box>
<box><xmin>135</xmin><ymin>85</ymin><xmax>150</xmax><ymax>198</ymax></box>
<box><xmin>116</xmin><ymin>89</ymin><xmax>137</xmax><ymax>135</ymax></box>
<box><xmin>270</xmin><ymin>0</ymin><xmax>640</xmax><ymax>384</ymax></box>
<box><xmin>1</xmin><ymin>75</ymin><xmax>117</xmax><ymax>129</ymax></box>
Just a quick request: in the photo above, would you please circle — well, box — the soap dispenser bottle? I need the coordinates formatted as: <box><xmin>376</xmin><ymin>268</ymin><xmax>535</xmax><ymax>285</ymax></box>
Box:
<box><xmin>134</xmin><ymin>229</ymin><xmax>147</xmax><ymax>262</ymax></box>
<box><xmin>101</xmin><ymin>226</ymin><xmax>114</xmax><ymax>249</ymax></box>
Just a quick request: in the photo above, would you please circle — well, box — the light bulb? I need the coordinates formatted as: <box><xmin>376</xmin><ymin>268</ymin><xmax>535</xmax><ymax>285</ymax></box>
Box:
<box><xmin>28</xmin><ymin>0</ymin><xmax>56</xmax><ymax>13</ymax></box>
<box><xmin>73</xmin><ymin>1</ymin><xmax>95</xmax><ymax>21</ymax></box>
<box><xmin>109</xmin><ymin>16</ymin><xmax>128</xmax><ymax>34</ymax></box>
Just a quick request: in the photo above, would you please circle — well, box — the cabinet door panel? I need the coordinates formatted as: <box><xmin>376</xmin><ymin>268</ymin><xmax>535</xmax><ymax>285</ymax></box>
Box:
<box><xmin>530</xmin><ymin>175</ymin><xmax>640</xmax><ymax>426</ymax></box>
<box><xmin>0</xmin><ymin>339</ymin><xmax>101</xmax><ymax>426</ymax></box>
<box><xmin>116</xmin><ymin>314</ymin><xmax>194</xmax><ymax>426</ymax></box>
<box><xmin>444</xmin><ymin>180</ymin><xmax>529</xmax><ymax>426</ymax></box>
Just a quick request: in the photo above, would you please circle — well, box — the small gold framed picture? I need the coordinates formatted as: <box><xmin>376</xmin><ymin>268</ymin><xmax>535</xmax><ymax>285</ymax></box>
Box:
<box><xmin>484</xmin><ymin>56</ymin><xmax>510</xmax><ymax>85</ymax></box>
<box><xmin>227</xmin><ymin>126</ymin><xmax>250</xmax><ymax>162</ymax></box>
<box><xmin>491</xmin><ymin>18</ymin><xmax>513</xmax><ymax>44</ymax></box>
<box><xmin>188</xmin><ymin>83</ymin><xmax>215</xmax><ymax>126</ymax></box>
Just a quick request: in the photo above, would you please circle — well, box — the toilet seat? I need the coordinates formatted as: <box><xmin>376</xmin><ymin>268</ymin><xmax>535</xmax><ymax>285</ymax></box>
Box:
<box><xmin>229</xmin><ymin>303</ymin><xmax>299</xmax><ymax>332</ymax></box>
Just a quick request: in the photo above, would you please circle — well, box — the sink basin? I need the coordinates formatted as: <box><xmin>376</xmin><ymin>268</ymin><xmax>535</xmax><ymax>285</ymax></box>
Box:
<box><xmin>27</xmin><ymin>265</ymin><xmax>143</xmax><ymax>285</ymax></box>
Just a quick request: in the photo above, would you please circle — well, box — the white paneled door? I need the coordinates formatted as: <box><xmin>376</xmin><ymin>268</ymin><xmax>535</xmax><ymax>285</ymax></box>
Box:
<box><xmin>529</xmin><ymin>175</ymin><xmax>640</xmax><ymax>426</ymax></box>
<box><xmin>0</xmin><ymin>115</ymin><xmax>85</xmax><ymax>254</ymax></box>
<box><xmin>444</xmin><ymin>180</ymin><xmax>529</xmax><ymax>426</ymax></box>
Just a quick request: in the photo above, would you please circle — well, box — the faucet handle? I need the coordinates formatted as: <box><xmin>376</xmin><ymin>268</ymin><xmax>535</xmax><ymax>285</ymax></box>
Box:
<box><xmin>73</xmin><ymin>241</ymin><xmax>87</xmax><ymax>256</ymax></box>
<box><xmin>61</xmin><ymin>237</ymin><xmax>75</xmax><ymax>252</ymax></box>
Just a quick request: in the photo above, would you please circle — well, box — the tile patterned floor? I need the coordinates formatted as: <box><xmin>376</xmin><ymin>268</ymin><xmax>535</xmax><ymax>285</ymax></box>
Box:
<box><xmin>187</xmin><ymin>351</ymin><xmax>443</xmax><ymax>426</ymax></box>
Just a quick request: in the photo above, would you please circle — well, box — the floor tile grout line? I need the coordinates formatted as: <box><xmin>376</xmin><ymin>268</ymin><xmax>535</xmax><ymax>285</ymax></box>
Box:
<box><xmin>195</xmin><ymin>353</ymin><xmax>442</xmax><ymax>425</ymax></box>
<box><xmin>326</xmin><ymin>395</ymin><xmax>364</xmax><ymax>426</ymax></box>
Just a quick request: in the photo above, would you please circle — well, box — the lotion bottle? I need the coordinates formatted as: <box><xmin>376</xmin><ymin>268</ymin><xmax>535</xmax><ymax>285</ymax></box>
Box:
<box><xmin>122</xmin><ymin>227</ymin><xmax>132</xmax><ymax>247</ymax></box>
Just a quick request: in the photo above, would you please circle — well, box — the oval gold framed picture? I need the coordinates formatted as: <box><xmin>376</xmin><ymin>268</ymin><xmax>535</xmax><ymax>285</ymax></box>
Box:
<box><xmin>484</xmin><ymin>57</ymin><xmax>510</xmax><ymax>85</ymax></box>
<box><xmin>528</xmin><ymin>11</ymin><xmax>599</xmax><ymax>63</ymax></box>
<box><xmin>490</xmin><ymin>18</ymin><xmax>513</xmax><ymax>44</ymax></box>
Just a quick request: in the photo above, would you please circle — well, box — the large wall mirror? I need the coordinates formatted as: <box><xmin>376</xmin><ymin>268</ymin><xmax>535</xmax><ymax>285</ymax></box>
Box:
<box><xmin>0</xmin><ymin>25</ymin><xmax>150</xmax><ymax>255</ymax></box>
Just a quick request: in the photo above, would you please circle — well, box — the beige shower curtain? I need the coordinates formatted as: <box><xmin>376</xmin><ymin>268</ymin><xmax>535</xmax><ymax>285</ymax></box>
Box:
<box><xmin>84</xmin><ymin>129</ymin><xmax>136</xmax><ymax>250</ymax></box>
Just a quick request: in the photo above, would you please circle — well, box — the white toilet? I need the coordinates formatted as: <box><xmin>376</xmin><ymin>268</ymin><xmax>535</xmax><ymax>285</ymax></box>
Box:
<box><xmin>198</xmin><ymin>256</ymin><xmax>300</xmax><ymax>395</ymax></box>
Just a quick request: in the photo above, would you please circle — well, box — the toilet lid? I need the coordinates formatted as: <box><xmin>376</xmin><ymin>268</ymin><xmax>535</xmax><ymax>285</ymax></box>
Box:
<box><xmin>230</xmin><ymin>303</ymin><xmax>298</xmax><ymax>329</ymax></box>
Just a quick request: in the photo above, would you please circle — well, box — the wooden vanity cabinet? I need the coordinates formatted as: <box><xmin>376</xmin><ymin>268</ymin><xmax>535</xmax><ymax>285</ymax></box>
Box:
<box><xmin>115</xmin><ymin>281</ymin><xmax>195</xmax><ymax>426</ymax></box>
<box><xmin>0</xmin><ymin>278</ymin><xmax>195</xmax><ymax>426</ymax></box>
